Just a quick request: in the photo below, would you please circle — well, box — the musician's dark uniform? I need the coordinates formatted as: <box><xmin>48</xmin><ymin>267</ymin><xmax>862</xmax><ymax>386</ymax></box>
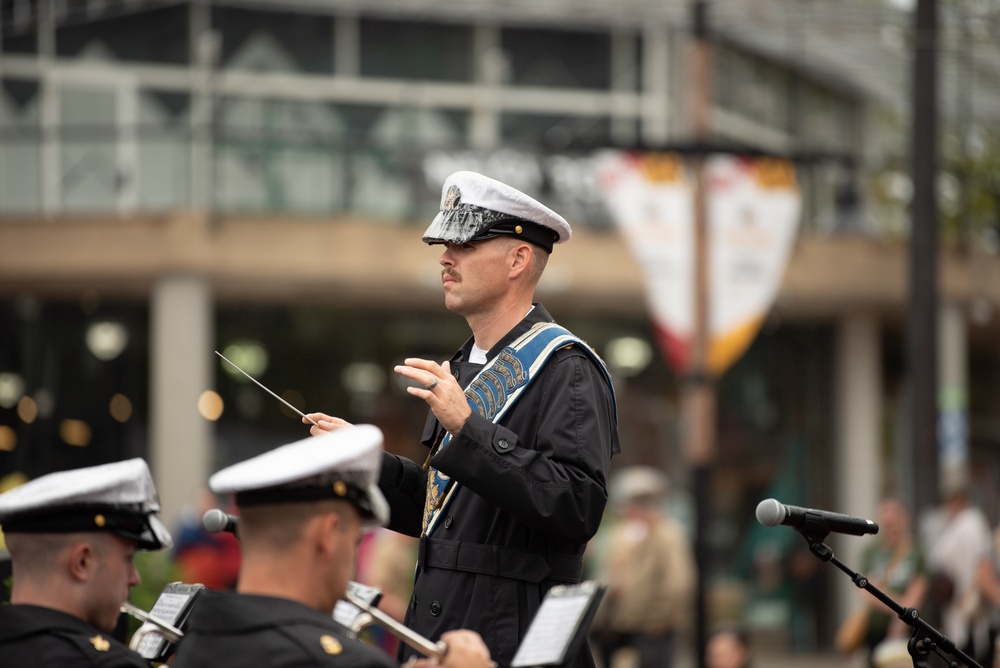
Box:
<box><xmin>379</xmin><ymin>304</ymin><xmax>620</xmax><ymax>668</ymax></box>
<box><xmin>170</xmin><ymin>590</ymin><xmax>396</xmax><ymax>668</ymax></box>
<box><xmin>0</xmin><ymin>604</ymin><xmax>150</xmax><ymax>667</ymax></box>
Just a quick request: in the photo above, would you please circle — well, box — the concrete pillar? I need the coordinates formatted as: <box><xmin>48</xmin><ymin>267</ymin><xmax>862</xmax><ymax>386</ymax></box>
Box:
<box><xmin>833</xmin><ymin>313</ymin><xmax>882</xmax><ymax>616</ymax></box>
<box><xmin>150</xmin><ymin>275</ymin><xmax>213</xmax><ymax>531</ymax></box>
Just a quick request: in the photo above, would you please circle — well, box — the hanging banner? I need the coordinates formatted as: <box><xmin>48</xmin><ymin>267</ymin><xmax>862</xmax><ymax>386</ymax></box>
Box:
<box><xmin>595</xmin><ymin>150</ymin><xmax>801</xmax><ymax>376</ymax></box>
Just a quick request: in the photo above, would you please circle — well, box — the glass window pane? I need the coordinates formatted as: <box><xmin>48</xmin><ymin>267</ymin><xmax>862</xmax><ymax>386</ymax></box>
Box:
<box><xmin>502</xmin><ymin>112</ymin><xmax>611</xmax><ymax>151</ymax></box>
<box><xmin>138</xmin><ymin>91</ymin><xmax>190</xmax><ymax>210</ymax></box>
<box><xmin>502</xmin><ymin>28</ymin><xmax>610</xmax><ymax>89</ymax></box>
<box><xmin>60</xmin><ymin>86</ymin><xmax>117</xmax><ymax>212</ymax></box>
<box><xmin>214</xmin><ymin>6</ymin><xmax>333</xmax><ymax>74</ymax></box>
<box><xmin>360</xmin><ymin>19</ymin><xmax>473</xmax><ymax>82</ymax></box>
<box><xmin>56</xmin><ymin>4</ymin><xmax>188</xmax><ymax>64</ymax></box>
<box><xmin>1</xmin><ymin>79</ymin><xmax>40</xmax><ymax>213</ymax></box>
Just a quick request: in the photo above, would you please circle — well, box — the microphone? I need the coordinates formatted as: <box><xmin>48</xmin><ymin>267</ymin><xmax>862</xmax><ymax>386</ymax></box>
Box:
<box><xmin>202</xmin><ymin>508</ymin><xmax>239</xmax><ymax>535</ymax></box>
<box><xmin>755</xmin><ymin>498</ymin><xmax>878</xmax><ymax>537</ymax></box>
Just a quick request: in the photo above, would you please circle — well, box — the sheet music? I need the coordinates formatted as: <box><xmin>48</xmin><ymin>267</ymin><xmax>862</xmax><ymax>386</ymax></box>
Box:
<box><xmin>511</xmin><ymin>593</ymin><xmax>593</xmax><ymax>667</ymax></box>
<box><xmin>134</xmin><ymin>592</ymin><xmax>191</xmax><ymax>656</ymax></box>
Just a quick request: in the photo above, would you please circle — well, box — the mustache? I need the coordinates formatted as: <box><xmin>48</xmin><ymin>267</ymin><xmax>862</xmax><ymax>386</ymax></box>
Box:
<box><xmin>442</xmin><ymin>269</ymin><xmax>460</xmax><ymax>281</ymax></box>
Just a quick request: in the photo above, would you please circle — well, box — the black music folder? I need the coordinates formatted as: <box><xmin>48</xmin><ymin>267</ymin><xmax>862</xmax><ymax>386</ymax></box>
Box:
<box><xmin>511</xmin><ymin>581</ymin><xmax>607</xmax><ymax>668</ymax></box>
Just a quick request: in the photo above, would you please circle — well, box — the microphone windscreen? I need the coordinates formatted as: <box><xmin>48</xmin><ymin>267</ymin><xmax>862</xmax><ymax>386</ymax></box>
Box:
<box><xmin>755</xmin><ymin>498</ymin><xmax>784</xmax><ymax>527</ymax></box>
<box><xmin>202</xmin><ymin>508</ymin><xmax>229</xmax><ymax>533</ymax></box>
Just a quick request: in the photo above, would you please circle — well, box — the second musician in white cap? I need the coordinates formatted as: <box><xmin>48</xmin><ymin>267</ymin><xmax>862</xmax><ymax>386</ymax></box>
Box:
<box><xmin>170</xmin><ymin>425</ymin><xmax>493</xmax><ymax>668</ymax></box>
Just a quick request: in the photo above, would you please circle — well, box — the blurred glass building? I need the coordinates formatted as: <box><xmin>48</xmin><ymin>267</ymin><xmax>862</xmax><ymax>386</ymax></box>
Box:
<box><xmin>1</xmin><ymin>0</ymin><xmax>999</xmax><ymax>653</ymax></box>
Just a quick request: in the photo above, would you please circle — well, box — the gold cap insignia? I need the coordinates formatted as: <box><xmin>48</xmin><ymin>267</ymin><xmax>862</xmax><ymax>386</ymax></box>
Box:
<box><xmin>320</xmin><ymin>634</ymin><xmax>342</xmax><ymax>655</ymax></box>
<box><xmin>333</xmin><ymin>480</ymin><xmax>347</xmax><ymax>497</ymax></box>
<box><xmin>94</xmin><ymin>514</ymin><xmax>106</xmax><ymax>528</ymax></box>
<box><xmin>89</xmin><ymin>635</ymin><xmax>111</xmax><ymax>652</ymax></box>
<box><xmin>443</xmin><ymin>185</ymin><xmax>461</xmax><ymax>210</ymax></box>
<box><xmin>515</xmin><ymin>225</ymin><xmax>523</xmax><ymax>235</ymax></box>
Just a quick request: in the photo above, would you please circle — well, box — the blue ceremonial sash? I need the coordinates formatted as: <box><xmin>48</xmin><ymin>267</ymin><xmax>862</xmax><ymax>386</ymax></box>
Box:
<box><xmin>421</xmin><ymin>321</ymin><xmax>616</xmax><ymax>537</ymax></box>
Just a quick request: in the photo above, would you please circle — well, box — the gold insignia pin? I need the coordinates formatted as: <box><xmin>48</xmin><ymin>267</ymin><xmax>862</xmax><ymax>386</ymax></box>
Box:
<box><xmin>333</xmin><ymin>480</ymin><xmax>347</xmax><ymax>497</ymax></box>
<box><xmin>89</xmin><ymin>635</ymin><xmax>111</xmax><ymax>652</ymax></box>
<box><xmin>515</xmin><ymin>225</ymin><xmax>523</xmax><ymax>234</ymax></box>
<box><xmin>320</xmin><ymin>634</ymin><xmax>342</xmax><ymax>655</ymax></box>
<box><xmin>94</xmin><ymin>514</ymin><xmax>106</xmax><ymax>528</ymax></box>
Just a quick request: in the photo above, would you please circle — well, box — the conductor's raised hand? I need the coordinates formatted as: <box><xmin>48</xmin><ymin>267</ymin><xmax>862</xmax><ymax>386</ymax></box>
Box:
<box><xmin>394</xmin><ymin>359</ymin><xmax>471</xmax><ymax>435</ymax></box>
<box><xmin>303</xmin><ymin>412</ymin><xmax>354</xmax><ymax>436</ymax></box>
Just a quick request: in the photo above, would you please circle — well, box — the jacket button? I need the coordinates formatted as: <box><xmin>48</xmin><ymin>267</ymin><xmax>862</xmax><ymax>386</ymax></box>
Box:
<box><xmin>497</xmin><ymin>439</ymin><xmax>510</xmax><ymax>450</ymax></box>
<box><xmin>429</xmin><ymin>601</ymin><xmax>442</xmax><ymax>616</ymax></box>
<box><xmin>444</xmin><ymin>515</ymin><xmax>453</xmax><ymax>528</ymax></box>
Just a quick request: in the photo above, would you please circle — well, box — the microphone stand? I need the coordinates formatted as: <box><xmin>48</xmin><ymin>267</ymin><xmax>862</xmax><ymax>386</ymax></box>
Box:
<box><xmin>795</xmin><ymin>516</ymin><xmax>982</xmax><ymax>668</ymax></box>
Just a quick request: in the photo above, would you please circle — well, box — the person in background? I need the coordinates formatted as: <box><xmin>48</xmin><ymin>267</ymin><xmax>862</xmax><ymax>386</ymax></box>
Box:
<box><xmin>0</xmin><ymin>458</ymin><xmax>172</xmax><ymax>667</ymax></box>
<box><xmin>172</xmin><ymin>487</ymin><xmax>240</xmax><ymax>590</ymax></box>
<box><xmin>706</xmin><ymin>628</ymin><xmax>753</xmax><ymax>668</ymax></box>
<box><xmin>974</xmin><ymin>509</ymin><xmax>1000</xmax><ymax>667</ymax></box>
<box><xmin>306</xmin><ymin>171</ymin><xmax>620</xmax><ymax>668</ymax></box>
<box><xmin>928</xmin><ymin>470</ymin><xmax>993</xmax><ymax>667</ymax></box>
<box><xmin>858</xmin><ymin>496</ymin><xmax>929</xmax><ymax>666</ymax></box>
<box><xmin>357</xmin><ymin>527</ymin><xmax>418</xmax><ymax>656</ymax></box>
<box><xmin>590</xmin><ymin>466</ymin><xmax>695</xmax><ymax>668</ymax></box>
<box><xmin>170</xmin><ymin>425</ymin><xmax>494</xmax><ymax>668</ymax></box>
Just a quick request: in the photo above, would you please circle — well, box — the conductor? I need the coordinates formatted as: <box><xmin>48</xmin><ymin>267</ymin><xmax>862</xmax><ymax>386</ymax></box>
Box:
<box><xmin>307</xmin><ymin>171</ymin><xmax>621</xmax><ymax>667</ymax></box>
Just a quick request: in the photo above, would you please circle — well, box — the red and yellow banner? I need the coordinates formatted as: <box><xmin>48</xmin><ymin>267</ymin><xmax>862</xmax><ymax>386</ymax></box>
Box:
<box><xmin>596</xmin><ymin>151</ymin><xmax>801</xmax><ymax>376</ymax></box>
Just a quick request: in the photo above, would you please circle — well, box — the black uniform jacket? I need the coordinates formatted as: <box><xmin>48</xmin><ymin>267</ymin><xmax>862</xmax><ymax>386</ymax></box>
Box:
<box><xmin>170</xmin><ymin>590</ymin><xmax>396</xmax><ymax>668</ymax></box>
<box><xmin>379</xmin><ymin>304</ymin><xmax>620</xmax><ymax>668</ymax></box>
<box><xmin>0</xmin><ymin>604</ymin><xmax>149</xmax><ymax>667</ymax></box>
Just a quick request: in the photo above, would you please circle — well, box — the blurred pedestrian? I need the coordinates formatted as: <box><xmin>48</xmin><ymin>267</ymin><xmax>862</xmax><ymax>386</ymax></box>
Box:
<box><xmin>928</xmin><ymin>469</ymin><xmax>993</xmax><ymax>666</ymax></box>
<box><xmin>856</xmin><ymin>497</ymin><xmax>928</xmax><ymax>666</ymax></box>
<box><xmin>0</xmin><ymin>458</ymin><xmax>172</xmax><ymax>667</ymax></box>
<box><xmin>706</xmin><ymin>628</ymin><xmax>752</xmax><ymax>668</ymax></box>
<box><xmin>357</xmin><ymin>527</ymin><xmax>418</xmax><ymax>655</ymax></box>
<box><xmin>590</xmin><ymin>466</ymin><xmax>695</xmax><ymax>668</ymax></box>
<box><xmin>173</xmin><ymin>487</ymin><xmax>240</xmax><ymax>590</ymax></box>
<box><xmin>975</xmin><ymin>513</ymin><xmax>1000</xmax><ymax>667</ymax></box>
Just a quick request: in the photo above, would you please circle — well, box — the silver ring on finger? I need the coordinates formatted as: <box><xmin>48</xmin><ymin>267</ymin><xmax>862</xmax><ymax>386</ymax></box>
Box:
<box><xmin>426</xmin><ymin>379</ymin><xmax>439</xmax><ymax>391</ymax></box>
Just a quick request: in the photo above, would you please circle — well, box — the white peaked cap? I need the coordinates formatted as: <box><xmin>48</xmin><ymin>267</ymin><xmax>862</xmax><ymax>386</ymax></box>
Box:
<box><xmin>0</xmin><ymin>458</ymin><xmax>172</xmax><ymax>551</ymax></box>
<box><xmin>422</xmin><ymin>171</ymin><xmax>572</xmax><ymax>251</ymax></box>
<box><xmin>209</xmin><ymin>424</ymin><xmax>390</xmax><ymax>529</ymax></box>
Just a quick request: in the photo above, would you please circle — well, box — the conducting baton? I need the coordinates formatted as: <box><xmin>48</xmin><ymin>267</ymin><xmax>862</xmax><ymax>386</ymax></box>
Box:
<box><xmin>215</xmin><ymin>350</ymin><xmax>318</xmax><ymax>426</ymax></box>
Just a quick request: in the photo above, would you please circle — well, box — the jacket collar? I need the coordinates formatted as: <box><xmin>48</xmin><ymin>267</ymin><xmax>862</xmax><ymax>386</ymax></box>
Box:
<box><xmin>450</xmin><ymin>303</ymin><xmax>554</xmax><ymax>365</ymax></box>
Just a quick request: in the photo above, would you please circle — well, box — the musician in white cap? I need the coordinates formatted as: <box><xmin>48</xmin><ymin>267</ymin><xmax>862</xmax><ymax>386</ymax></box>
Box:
<box><xmin>0</xmin><ymin>458</ymin><xmax>172</xmax><ymax>667</ymax></box>
<box><xmin>307</xmin><ymin>171</ymin><xmax>620</xmax><ymax>667</ymax></box>
<box><xmin>170</xmin><ymin>425</ymin><xmax>494</xmax><ymax>668</ymax></box>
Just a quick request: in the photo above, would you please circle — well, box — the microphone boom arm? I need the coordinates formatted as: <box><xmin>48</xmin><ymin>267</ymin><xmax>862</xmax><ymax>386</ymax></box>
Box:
<box><xmin>798</xmin><ymin>531</ymin><xmax>981</xmax><ymax>668</ymax></box>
